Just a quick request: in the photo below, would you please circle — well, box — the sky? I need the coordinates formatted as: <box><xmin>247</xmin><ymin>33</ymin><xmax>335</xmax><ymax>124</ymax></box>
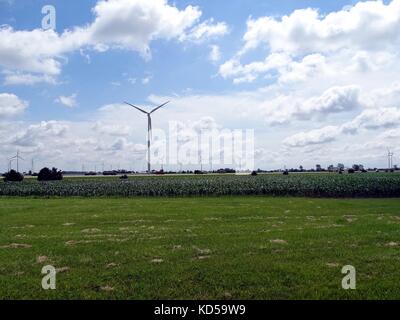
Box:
<box><xmin>0</xmin><ymin>0</ymin><xmax>399</xmax><ymax>172</ymax></box>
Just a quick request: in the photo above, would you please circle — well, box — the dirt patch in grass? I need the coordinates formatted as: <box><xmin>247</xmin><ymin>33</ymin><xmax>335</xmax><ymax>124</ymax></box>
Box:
<box><xmin>270</xmin><ymin>239</ymin><xmax>288</xmax><ymax>245</ymax></box>
<box><xmin>81</xmin><ymin>228</ymin><xmax>101</xmax><ymax>234</ymax></box>
<box><xmin>0</xmin><ymin>243</ymin><xmax>32</xmax><ymax>249</ymax></box>
<box><xmin>36</xmin><ymin>255</ymin><xmax>49</xmax><ymax>263</ymax></box>
<box><xmin>56</xmin><ymin>267</ymin><xmax>70</xmax><ymax>273</ymax></box>
<box><xmin>151</xmin><ymin>259</ymin><xmax>164</xmax><ymax>264</ymax></box>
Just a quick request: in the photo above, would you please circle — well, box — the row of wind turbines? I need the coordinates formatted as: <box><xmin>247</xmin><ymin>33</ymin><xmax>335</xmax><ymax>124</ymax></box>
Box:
<box><xmin>5</xmin><ymin>100</ymin><xmax>398</xmax><ymax>174</ymax></box>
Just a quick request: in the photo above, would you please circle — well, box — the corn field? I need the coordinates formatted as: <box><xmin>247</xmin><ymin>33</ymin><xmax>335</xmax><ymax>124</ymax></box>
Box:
<box><xmin>1</xmin><ymin>173</ymin><xmax>400</xmax><ymax>197</ymax></box>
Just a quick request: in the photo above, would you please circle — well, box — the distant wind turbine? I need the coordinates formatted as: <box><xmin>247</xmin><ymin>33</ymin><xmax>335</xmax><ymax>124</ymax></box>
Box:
<box><xmin>9</xmin><ymin>150</ymin><xmax>24</xmax><ymax>172</ymax></box>
<box><xmin>124</xmin><ymin>101</ymin><xmax>170</xmax><ymax>173</ymax></box>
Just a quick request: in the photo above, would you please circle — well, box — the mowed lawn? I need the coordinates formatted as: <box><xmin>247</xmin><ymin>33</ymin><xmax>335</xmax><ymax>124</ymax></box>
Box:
<box><xmin>1</xmin><ymin>196</ymin><xmax>400</xmax><ymax>300</ymax></box>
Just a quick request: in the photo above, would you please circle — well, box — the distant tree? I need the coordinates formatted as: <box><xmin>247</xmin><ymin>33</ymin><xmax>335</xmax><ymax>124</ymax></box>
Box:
<box><xmin>38</xmin><ymin>167</ymin><xmax>63</xmax><ymax>181</ymax></box>
<box><xmin>337</xmin><ymin>163</ymin><xmax>345</xmax><ymax>171</ymax></box>
<box><xmin>299</xmin><ymin>165</ymin><xmax>304</xmax><ymax>172</ymax></box>
<box><xmin>283</xmin><ymin>170</ymin><xmax>289</xmax><ymax>175</ymax></box>
<box><xmin>352</xmin><ymin>164</ymin><xmax>360</xmax><ymax>171</ymax></box>
<box><xmin>348</xmin><ymin>168</ymin><xmax>355</xmax><ymax>174</ymax></box>
<box><xmin>4</xmin><ymin>170</ymin><xmax>24</xmax><ymax>182</ymax></box>
<box><xmin>251</xmin><ymin>171</ymin><xmax>258</xmax><ymax>176</ymax></box>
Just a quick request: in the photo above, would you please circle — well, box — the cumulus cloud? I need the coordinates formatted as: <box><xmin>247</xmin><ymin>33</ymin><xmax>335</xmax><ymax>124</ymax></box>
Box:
<box><xmin>240</xmin><ymin>0</ymin><xmax>400</xmax><ymax>55</ymax></box>
<box><xmin>0</xmin><ymin>93</ymin><xmax>28</xmax><ymax>117</ymax></box>
<box><xmin>219</xmin><ymin>52</ymin><xmax>291</xmax><ymax>82</ymax></box>
<box><xmin>284</xmin><ymin>107</ymin><xmax>400</xmax><ymax>148</ymax></box>
<box><xmin>262</xmin><ymin>85</ymin><xmax>361</xmax><ymax>125</ymax></box>
<box><xmin>342</xmin><ymin>107</ymin><xmax>400</xmax><ymax>133</ymax></box>
<box><xmin>10</xmin><ymin>121</ymin><xmax>68</xmax><ymax>147</ymax></box>
<box><xmin>87</xmin><ymin>0</ymin><xmax>202</xmax><ymax>58</ymax></box>
<box><xmin>0</xmin><ymin>0</ymin><xmax>228</xmax><ymax>82</ymax></box>
<box><xmin>55</xmin><ymin>94</ymin><xmax>78</xmax><ymax>108</ymax></box>
<box><xmin>220</xmin><ymin>0</ymin><xmax>400</xmax><ymax>84</ymax></box>
<box><xmin>182</xmin><ymin>19</ymin><xmax>229</xmax><ymax>43</ymax></box>
<box><xmin>283</xmin><ymin>126</ymin><xmax>340</xmax><ymax>147</ymax></box>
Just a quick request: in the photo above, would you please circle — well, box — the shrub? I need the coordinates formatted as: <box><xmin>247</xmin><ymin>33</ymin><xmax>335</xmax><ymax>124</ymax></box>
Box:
<box><xmin>4</xmin><ymin>170</ymin><xmax>24</xmax><ymax>182</ymax></box>
<box><xmin>38</xmin><ymin>167</ymin><xmax>63</xmax><ymax>181</ymax></box>
<box><xmin>120</xmin><ymin>175</ymin><xmax>129</xmax><ymax>180</ymax></box>
<box><xmin>103</xmin><ymin>171</ymin><xmax>117</xmax><ymax>176</ymax></box>
<box><xmin>283</xmin><ymin>170</ymin><xmax>289</xmax><ymax>175</ymax></box>
<box><xmin>251</xmin><ymin>171</ymin><xmax>258</xmax><ymax>176</ymax></box>
<box><xmin>348</xmin><ymin>168</ymin><xmax>355</xmax><ymax>174</ymax></box>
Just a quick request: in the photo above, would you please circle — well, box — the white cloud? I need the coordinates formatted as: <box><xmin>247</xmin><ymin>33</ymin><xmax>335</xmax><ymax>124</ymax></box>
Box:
<box><xmin>283</xmin><ymin>126</ymin><xmax>340</xmax><ymax>147</ymax></box>
<box><xmin>182</xmin><ymin>19</ymin><xmax>229</xmax><ymax>43</ymax></box>
<box><xmin>0</xmin><ymin>93</ymin><xmax>28</xmax><ymax>117</ymax></box>
<box><xmin>3</xmin><ymin>71</ymin><xmax>56</xmax><ymax>85</ymax></box>
<box><xmin>209</xmin><ymin>45</ymin><xmax>221</xmax><ymax>62</ymax></box>
<box><xmin>0</xmin><ymin>0</ymin><xmax>228</xmax><ymax>82</ymax></box>
<box><xmin>55</xmin><ymin>94</ymin><xmax>78</xmax><ymax>108</ymax></box>
<box><xmin>92</xmin><ymin>121</ymin><xmax>131</xmax><ymax>136</ymax></box>
<box><xmin>261</xmin><ymin>85</ymin><xmax>361</xmax><ymax>125</ymax></box>
<box><xmin>10</xmin><ymin>121</ymin><xmax>68</xmax><ymax>147</ymax></box>
<box><xmin>142</xmin><ymin>75</ymin><xmax>152</xmax><ymax>85</ymax></box>
<box><xmin>220</xmin><ymin>0</ymin><xmax>400</xmax><ymax>84</ymax></box>
<box><xmin>240</xmin><ymin>0</ymin><xmax>400</xmax><ymax>55</ymax></box>
<box><xmin>342</xmin><ymin>107</ymin><xmax>400</xmax><ymax>133</ymax></box>
<box><xmin>87</xmin><ymin>0</ymin><xmax>202</xmax><ymax>58</ymax></box>
<box><xmin>284</xmin><ymin>107</ymin><xmax>400</xmax><ymax>148</ymax></box>
<box><xmin>219</xmin><ymin>52</ymin><xmax>291</xmax><ymax>82</ymax></box>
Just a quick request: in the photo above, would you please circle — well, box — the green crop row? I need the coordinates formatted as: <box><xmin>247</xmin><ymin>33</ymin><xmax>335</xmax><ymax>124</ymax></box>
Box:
<box><xmin>1</xmin><ymin>173</ymin><xmax>400</xmax><ymax>198</ymax></box>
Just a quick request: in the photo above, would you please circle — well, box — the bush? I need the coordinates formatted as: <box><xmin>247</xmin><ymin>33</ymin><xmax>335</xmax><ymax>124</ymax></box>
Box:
<box><xmin>251</xmin><ymin>171</ymin><xmax>258</xmax><ymax>176</ymax></box>
<box><xmin>348</xmin><ymin>168</ymin><xmax>355</xmax><ymax>174</ymax></box>
<box><xmin>283</xmin><ymin>170</ymin><xmax>289</xmax><ymax>175</ymax></box>
<box><xmin>103</xmin><ymin>171</ymin><xmax>117</xmax><ymax>176</ymax></box>
<box><xmin>38</xmin><ymin>167</ymin><xmax>63</xmax><ymax>181</ymax></box>
<box><xmin>120</xmin><ymin>175</ymin><xmax>129</xmax><ymax>180</ymax></box>
<box><xmin>4</xmin><ymin>170</ymin><xmax>24</xmax><ymax>182</ymax></box>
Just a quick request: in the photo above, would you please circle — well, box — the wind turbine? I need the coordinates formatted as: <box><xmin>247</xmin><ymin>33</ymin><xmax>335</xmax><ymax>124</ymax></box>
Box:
<box><xmin>124</xmin><ymin>101</ymin><xmax>170</xmax><ymax>173</ymax></box>
<box><xmin>9</xmin><ymin>150</ymin><xmax>24</xmax><ymax>172</ymax></box>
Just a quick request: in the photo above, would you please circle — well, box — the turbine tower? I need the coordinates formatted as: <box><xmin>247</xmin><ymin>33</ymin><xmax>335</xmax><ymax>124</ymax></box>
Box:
<box><xmin>124</xmin><ymin>101</ymin><xmax>170</xmax><ymax>173</ymax></box>
<box><xmin>388</xmin><ymin>148</ymin><xmax>394</xmax><ymax>169</ymax></box>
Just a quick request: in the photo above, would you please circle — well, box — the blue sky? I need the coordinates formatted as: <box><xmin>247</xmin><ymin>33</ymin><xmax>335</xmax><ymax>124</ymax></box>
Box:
<box><xmin>0</xmin><ymin>0</ymin><xmax>399</xmax><ymax>172</ymax></box>
<box><xmin>0</xmin><ymin>0</ymin><xmax>359</xmax><ymax>120</ymax></box>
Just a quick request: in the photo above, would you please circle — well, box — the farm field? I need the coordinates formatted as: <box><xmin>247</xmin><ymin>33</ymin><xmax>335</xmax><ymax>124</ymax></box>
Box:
<box><xmin>1</xmin><ymin>172</ymin><xmax>400</xmax><ymax>197</ymax></box>
<box><xmin>1</xmin><ymin>196</ymin><xmax>400</xmax><ymax>300</ymax></box>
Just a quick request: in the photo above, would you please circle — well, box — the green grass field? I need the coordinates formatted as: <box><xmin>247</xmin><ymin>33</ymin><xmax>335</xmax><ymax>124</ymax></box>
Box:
<box><xmin>1</xmin><ymin>196</ymin><xmax>400</xmax><ymax>299</ymax></box>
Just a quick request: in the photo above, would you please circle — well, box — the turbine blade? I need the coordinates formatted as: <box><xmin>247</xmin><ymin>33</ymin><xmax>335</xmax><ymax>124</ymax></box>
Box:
<box><xmin>124</xmin><ymin>102</ymin><xmax>148</xmax><ymax>114</ymax></box>
<box><xmin>150</xmin><ymin>101</ymin><xmax>170</xmax><ymax>114</ymax></box>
